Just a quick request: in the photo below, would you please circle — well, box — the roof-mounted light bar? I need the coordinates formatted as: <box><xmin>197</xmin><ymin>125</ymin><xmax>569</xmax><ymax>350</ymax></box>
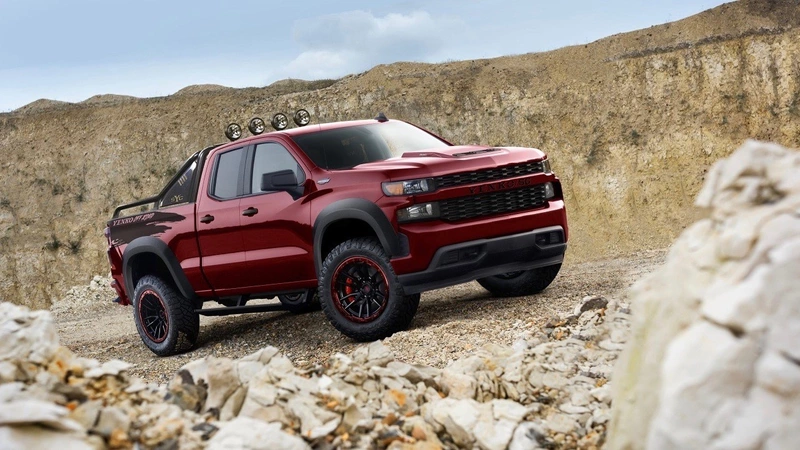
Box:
<box><xmin>223</xmin><ymin>109</ymin><xmax>313</xmax><ymax>141</ymax></box>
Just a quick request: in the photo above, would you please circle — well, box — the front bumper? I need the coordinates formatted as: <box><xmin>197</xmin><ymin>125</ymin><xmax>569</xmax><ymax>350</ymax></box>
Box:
<box><xmin>397</xmin><ymin>226</ymin><xmax>566</xmax><ymax>294</ymax></box>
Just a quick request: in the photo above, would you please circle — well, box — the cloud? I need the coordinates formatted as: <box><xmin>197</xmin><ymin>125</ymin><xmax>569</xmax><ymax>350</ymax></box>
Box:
<box><xmin>282</xmin><ymin>10</ymin><xmax>462</xmax><ymax>80</ymax></box>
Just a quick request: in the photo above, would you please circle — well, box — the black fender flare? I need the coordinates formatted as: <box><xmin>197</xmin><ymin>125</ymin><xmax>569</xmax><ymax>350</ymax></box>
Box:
<box><xmin>122</xmin><ymin>236</ymin><xmax>197</xmax><ymax>300</ymax></box>
<box><xmin>313</xmin><ymin>198</ymin><xmax>403</xmax><ymax>275</ymax></box>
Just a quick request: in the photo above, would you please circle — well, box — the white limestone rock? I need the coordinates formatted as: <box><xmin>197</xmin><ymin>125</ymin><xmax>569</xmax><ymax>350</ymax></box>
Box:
<box><xmin>0</xmin><ymin>425</ymin><xmax>94</xmax><ymax>450</ymax></box>
<box><xmin>208</xmin><ymin>417</ymin><xmax>309</xmax><ymax>450</ymax></box>
<box><xmin>84</xmin><ymin>359</ymin><xmax>131</xmax><ymax>378</ymax></box>
<box><xmin>0</xmin><ymin>303</ymin><xmax>60</xmax><ymax>379</ymax></box>
<box><xmin>609</xmin><ymin>141</ymin><xmax>800</xmax><ymax>449</ymax></box>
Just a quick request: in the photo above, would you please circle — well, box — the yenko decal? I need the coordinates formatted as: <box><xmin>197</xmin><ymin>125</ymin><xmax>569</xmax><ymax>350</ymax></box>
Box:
<box><xmin>110</xmin><ymin>211</ymin><xmax>186</xmax><ymax>246</ymax></box>
<box><xmin>111</xmin><ymin>212</ymin><xmax>157</xmax><ymax>227</ymax></box>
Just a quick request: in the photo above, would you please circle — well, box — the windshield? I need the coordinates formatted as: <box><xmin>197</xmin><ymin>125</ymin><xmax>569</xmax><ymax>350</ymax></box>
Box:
<box><xmin>291</xmin><ymin>121</ymin><xmax>449</xmax><ymax>170</ymax></box>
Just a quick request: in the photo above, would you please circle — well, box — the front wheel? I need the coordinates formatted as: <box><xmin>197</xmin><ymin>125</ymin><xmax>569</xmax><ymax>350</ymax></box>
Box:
<box><xmin>319</xmin><ymin>238</ymin><xmax>420</xmax><ymax>341</ymax></box>
<box><xmin>132</xmin><ymin>275</ymin><xmax>199</xmax><ymax>356</ymax></box>
<box><xmin>477</xmin><ymin>264</ymin><xmax>562</xmax><ymax>297</ymax></box>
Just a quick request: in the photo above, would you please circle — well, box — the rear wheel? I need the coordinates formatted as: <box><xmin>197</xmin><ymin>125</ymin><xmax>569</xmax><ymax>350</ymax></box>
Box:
<box><xmin>278</xmin><ymin>290</ymin><xmax>320</xmax><ymax>314</ymax></box>
<box><xmin>319</xmin><ymin>238</ymin><xmax>419</xmax><ymax>341</ymax></box>
<box><xmin>132</xmin><ymin>275</ymin><xmax>199</xmax><ymax>356</ymax></box>
<box><xmin>477</xmin><ymin>264</ymin><xmax>562</xmax><ymax>297</ymax></box>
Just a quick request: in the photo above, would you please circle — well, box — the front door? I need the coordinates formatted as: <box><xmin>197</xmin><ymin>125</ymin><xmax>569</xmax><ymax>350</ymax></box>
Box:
<box><xmin>239</xmin><ymin>141</ymin><xmax>315</xmax><ymax>291</ymax></box>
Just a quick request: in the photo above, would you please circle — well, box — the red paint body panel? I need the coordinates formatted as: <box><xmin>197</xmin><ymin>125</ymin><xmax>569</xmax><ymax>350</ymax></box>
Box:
<box><xmin>239</xmin><ymin>192</ymin><xmax>317</xmax><ymax>289</ymax></box>
<box><xmin>105</xmin><ymin>118</ymin><xmax>568</xmax><ymax>305</ymax></box>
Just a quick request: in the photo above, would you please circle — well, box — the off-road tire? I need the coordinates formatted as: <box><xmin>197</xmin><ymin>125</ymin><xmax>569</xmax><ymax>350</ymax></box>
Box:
<box><xmin>132</xmin><ymin>275</ymin><xmax>199</xmax><ymax>356</ymax></box>
<box><xmin>278</xmin><ymin>290</ymin><xmax>320</xmax><ymax>314</ymax></box>
<box><xmin>319</xmin><ymin>238</ymin><xmax>420</xmax><ymax>341</ymax></box>
<box><xmin>477</xmin><ymin>264</ymin><xmax>562</xmax><ymax>298</ymax></box>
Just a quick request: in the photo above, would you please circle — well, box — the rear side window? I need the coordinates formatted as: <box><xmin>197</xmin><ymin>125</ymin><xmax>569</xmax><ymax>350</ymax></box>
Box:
<box><xmin>251</xmin><ymin>142</ymin><xmax>306</xmax><ymax>194</ymax></box>
<box><xmin>160</xmin><ymin>160</ymin><xmax>197</xmax><ymax>207</ymax></box>
<box><xmin>211</xmin><ymin>147</ymin><xmax>245</xmax><ymax>199</ymax></box>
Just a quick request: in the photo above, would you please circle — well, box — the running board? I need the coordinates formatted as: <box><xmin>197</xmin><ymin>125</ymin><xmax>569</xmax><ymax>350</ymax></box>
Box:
<box><xmin>196</xmin><ymin>303</ymin><xmax>288</xmax><ymax>316</ymax></box>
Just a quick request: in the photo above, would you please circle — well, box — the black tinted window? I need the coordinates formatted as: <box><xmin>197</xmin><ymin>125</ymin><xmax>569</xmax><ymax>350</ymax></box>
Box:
<box><xmin>251</xmin><ymin>143</ymin><xmax>305</xmax><ymax>193</ymax></box>
<box><xmin>292</xmin><ymin>121</ymin><xmax>448</xmax><ymax>170</ymax></box>
<box><xmin>160</xmin><ymin>160</ymin><xmax>197</xmax><ymax>207</ymax></box>
<box><xmin>211</xmin><ymin>147</ymin><xmax>244</xmax><ymax>199</ymax></box>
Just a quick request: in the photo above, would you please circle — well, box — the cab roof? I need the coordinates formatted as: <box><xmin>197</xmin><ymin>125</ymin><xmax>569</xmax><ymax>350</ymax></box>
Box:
<box><xmin>223</xmin><ymin>118</ymin><xmax>386</xmax><ymax>148</ymax></box>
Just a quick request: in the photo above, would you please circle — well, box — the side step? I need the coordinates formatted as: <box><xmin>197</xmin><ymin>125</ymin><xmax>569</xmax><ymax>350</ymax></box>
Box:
<box><xmin>196</xmin><ymin>303</ymin><xmax>288</xmax><ymax>317</ymax></box>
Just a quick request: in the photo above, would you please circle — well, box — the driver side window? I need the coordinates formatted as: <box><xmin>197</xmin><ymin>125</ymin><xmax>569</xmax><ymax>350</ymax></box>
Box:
<box><xmin>251</xmin><ymin>143</ymin><xmax>305</xmax><ymax>194</ymax></box>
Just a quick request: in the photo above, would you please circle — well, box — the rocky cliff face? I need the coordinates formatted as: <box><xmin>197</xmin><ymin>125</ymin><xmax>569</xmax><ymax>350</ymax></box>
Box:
<box><xmin>2</xmin><ymin>0</ymin><xmax>800</xmax><ymax>307</ymax></box>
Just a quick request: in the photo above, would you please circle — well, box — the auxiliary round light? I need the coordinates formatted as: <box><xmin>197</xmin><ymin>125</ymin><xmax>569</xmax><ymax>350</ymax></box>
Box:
<box><xmin>271</xmin><ymin>113</ymin><xmax>289</xmax><ymax>131</ymax></box>
<box><xmin>224</xmin><ymin>123</ymin><xmax>242</xmax><ymax>141</ymax></box>
<box><xmin>294</xmin><ymin>109</ymin><xmax>311</xmax><ymax>127</ymax></box>
<box><xmin>248</xmin><ymin>117</ymin><xmax>266</xmax><ymax>135</ymax></box>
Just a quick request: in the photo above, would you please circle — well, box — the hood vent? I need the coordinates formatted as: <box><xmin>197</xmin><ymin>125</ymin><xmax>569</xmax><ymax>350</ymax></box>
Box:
<box><xmin>453</xmin><ymin>148</ymin><xmax>500</xmax><ymax>157</ymax></box>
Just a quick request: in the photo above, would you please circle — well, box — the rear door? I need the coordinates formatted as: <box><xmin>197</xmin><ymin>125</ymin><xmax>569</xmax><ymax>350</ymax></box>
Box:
<box><xmin>239</xmin><ymin>141</ymin><xmax>315</xmax><ymax>290</ymax></box>
<box><xmin>195</xmin><ymin>145</ymin><xmax>250</xmax><ymax>292</ymax></box>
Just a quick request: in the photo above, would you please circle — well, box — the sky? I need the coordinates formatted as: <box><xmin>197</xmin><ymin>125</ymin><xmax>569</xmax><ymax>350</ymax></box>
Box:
<box><xmin>0</xmin><ymin>0</ymin><xmax>728</xmax><ymax>112</ymax></box>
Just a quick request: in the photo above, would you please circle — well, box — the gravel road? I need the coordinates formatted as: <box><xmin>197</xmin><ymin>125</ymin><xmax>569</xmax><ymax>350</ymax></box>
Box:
<box><xmin>53</xmin><ymin>251</ymin><xmax>665</xmax><ymax>384</ymax></box>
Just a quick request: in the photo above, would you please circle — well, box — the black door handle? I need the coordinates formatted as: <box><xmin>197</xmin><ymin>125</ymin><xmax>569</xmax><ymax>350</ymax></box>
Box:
<box><xmin>242</xmin><ymin>207</ymin><xmax>259</xmax><ymax>217</ymax></box>
<box><xmin>199</xmin><ymin>215</ymin><xmax>214</xmax><ymax>224</ymax></box>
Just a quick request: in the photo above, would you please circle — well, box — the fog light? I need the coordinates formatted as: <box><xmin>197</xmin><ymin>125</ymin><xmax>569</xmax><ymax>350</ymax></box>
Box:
<box><xmin>397</xmin><ymin>202</ymin><xmax>440</xmax><ymax>223</ymax></box>
<box><xmin>544</xmin><ymin>182</ymin><xmax>555</xmax><ymax>199</ymax></box>
<box><xmin>535</xmin><ymin>230</ymin><xmax>563</xmax><ymax>246</ymax></box>
<box><xmin>294</xmin><ymin>109</ymin><xmax>311</xmax><ymax>126</ymax></box>
<box><xmin>271</xmin><ymin>113</ymin><xmax>288</xmax><ymax>130</ymax></box>
<box><xmin>248</xmin><ymin>117</ymin><xmax>266</xmax><ymax>135</ymax></box>
<box><xmin>225</xmin><ymin>123</ymin><xmax>242</xmax><ymax>141</ymax></box>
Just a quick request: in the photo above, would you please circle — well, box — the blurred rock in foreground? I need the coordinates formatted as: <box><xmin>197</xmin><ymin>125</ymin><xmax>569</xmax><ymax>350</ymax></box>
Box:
<box><xmin>609</xmin><ymin>140</ymin><xmax>800</xmax><ymax>449</ymax></box>
<box><xmin>0</xmin><ymin>291</ymin><xmax>625</xmax><ymax>449</ymax></box>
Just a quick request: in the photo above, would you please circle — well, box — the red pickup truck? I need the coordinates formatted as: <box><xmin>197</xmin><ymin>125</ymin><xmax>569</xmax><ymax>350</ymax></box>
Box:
<box><xmin>106</xmin><ymin>112</ymin><xmax>568</xmax><ymax>356</ymax></box>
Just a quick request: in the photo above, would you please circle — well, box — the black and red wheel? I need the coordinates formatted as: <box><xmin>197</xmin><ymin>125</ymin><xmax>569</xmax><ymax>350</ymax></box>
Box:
<box><xmin>278</xmin><ymin>289</ymin><xmax>320</xmax><ymax>314</ymax></box>
<box><xmin>477</xmin><ymin>264</ymin><xmax>562</xmax><ymax>297</ymax></box>
<box><xmin>132</xmin><ymin>275</ymin><xmax>199</xmax><ymax>356</ymax></box>
<box><xmin>319</xmin><ymin>238</ymin><xmax>419</xmax><ymax>341</ymax></box>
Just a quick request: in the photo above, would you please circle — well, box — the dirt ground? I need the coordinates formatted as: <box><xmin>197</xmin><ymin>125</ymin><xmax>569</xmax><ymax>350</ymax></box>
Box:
<box><xmin>53</xmin><ymin>250</ymin><xmax>665</xmax><ymax>384</ymax></box>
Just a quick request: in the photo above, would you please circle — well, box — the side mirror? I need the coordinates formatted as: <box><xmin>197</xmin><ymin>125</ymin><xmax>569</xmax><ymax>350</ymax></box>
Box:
<box><xmin>261</xmin><ymin>169</ymin><xmax>299</xmax><ymax>192</ymax></box>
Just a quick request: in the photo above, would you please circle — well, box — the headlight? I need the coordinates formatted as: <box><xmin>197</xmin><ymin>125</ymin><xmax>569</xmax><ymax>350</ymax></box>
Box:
<box><xmin>541</xmin><ymin>158</ymin><xmax>552</xmax><ymax>174</ymax></box>
<box><xmin>248</xmin><ymin>117</ymin><xmax>266</xmax><ymax>135</ymax></box>
<box><xmin>294</xmin><ymin>109</ymin><xmax>311</xmax><ymax>126</ymax></box>
<box><xmin>225</xmin><ymin>123</ymin><xmax>242</xmax><ymax>141</ymax></box>
<box><xmin>382</xmin><ymin>178</ymin><xmax>436</xmax><ymax>196</ymax></box>
<box><xmin>397</xmin><ymin>202</ymin><xmax>440</xmax><ymax>223</ymax></box>
<box><xmin>271</xmin><ymin>113</ymin><xmax>289</xmax><ymax>131</ymax></box>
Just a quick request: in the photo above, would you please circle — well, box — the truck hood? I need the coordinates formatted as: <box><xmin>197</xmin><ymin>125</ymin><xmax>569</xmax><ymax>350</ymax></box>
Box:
<box><xmin>351</xmin><ymin>145</ymin><xmax>546</xmax><ymax>180</ymax></box>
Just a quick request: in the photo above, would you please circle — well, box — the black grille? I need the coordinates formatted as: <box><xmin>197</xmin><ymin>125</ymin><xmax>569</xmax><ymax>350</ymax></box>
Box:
<box><xmin>439</xmin><ymin>184</ymin><xmax>548</xmax><ymax>222</ymax></box>
<box><xmin>435</xmin><ymin>161</ymin><xmax>544</xmax><ymax>189</ymax></box>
